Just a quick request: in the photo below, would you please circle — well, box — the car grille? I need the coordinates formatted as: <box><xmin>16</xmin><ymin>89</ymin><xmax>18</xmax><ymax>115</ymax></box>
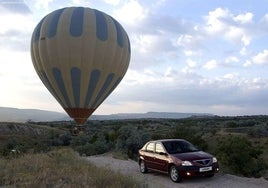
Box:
<box><xmin>194</xmin><ymin>159</ymin><xmax>211</xmax><ymax>166</ymax></box>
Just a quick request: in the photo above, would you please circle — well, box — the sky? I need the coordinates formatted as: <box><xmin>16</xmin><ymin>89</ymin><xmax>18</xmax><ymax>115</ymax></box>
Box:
<box><xmin>1</xmin><ymin>0</ymin><xmax>268</xmax><ymax>116</ymax></box>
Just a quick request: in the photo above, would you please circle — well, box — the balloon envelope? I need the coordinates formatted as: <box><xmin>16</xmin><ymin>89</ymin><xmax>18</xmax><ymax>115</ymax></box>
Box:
<box><xmin>31</xmin><ymin>7</ymin><xmax>131</xmax><ymax>124</ymax></box>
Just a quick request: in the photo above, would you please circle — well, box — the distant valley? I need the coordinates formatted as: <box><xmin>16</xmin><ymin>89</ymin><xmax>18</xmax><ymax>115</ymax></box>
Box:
<box><xmin>0</xmin><ymin>106</ymin><xmax>214</xmax><ymax>122</ymax></box>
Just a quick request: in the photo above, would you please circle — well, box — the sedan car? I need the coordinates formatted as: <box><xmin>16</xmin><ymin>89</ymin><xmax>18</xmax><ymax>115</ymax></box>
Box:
<box><xmin>138</xmin><ymin>139</ymin><xmax>219</xmax><ymax>182</ymax></box>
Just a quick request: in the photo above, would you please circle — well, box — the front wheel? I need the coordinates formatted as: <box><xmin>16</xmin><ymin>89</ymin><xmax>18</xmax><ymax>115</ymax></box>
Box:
<box><xmin>139</xmin><ymin>160</ymin><xmax>148</xmax><ymax>173</ymax></box>
<box><xmin>169</xmin><ymin>165</ymin><xmax>182</xmax><ymax>182</ymax></box>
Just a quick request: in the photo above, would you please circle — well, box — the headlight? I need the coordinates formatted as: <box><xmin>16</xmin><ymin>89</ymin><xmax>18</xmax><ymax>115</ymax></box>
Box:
<box><xmin>182</xmin><ymin>161</ymin><xmax>193</xmax><ymax>166</ymax></box>
<box><xmin>213</xmin><ymin>157</ymin><xmax>217</xmax><ymax>163</ymax></box>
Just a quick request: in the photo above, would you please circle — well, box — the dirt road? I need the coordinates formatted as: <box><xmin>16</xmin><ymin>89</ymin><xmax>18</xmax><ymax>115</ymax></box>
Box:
<box><xmin>86</xmin><ymin>154</ymin><xmax>268</xmax><ymax>188</ymax></box>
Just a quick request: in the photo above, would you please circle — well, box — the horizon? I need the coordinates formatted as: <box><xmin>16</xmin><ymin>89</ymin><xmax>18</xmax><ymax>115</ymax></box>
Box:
<box><xmin>2</xmin><ymin>105</ymin><xmax>268</xmax><ymax>117</ymax></box>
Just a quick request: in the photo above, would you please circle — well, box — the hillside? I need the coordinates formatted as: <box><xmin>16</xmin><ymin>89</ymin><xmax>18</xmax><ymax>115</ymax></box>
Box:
<box><xmin>0</xmin><ymin>122</ymin><xmax>64</xmax><ymax>136</ymax></box>
<box><xmin>0</xmin><ymin>122</ymin><xmax>69</xmax><ymax>156</ymax></box>
<box><xmin>90</xmin><ymin>111</ymin><xmax>214</xmax><ymax>120</ymax></box>
<box><xmin>0</xmin><ymin>107</ymin><xmax>69</xmax><ymax>122</ymax></box>
<box><xmin>0</xmin><ymin>106</ymin><xmax>214</xmax><ymax>122</ymax></box>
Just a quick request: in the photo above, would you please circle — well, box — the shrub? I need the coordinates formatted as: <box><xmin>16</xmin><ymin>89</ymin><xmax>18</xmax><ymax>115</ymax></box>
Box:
<box><xmin>216</xmin><ymin>136</ymin><xmax>267</xmax><ymax>177</ymax></box>
<box><xmin>172</xmin><ymin>126</ymin><xmax>208</xmax><ymax>150</ymax></box>
<box><xmin>72</xmin><ymin>133</ymin><xmax>112</xmax><ymax>156</ymax></box>
<box><xmin>248</xmin><ymin>125</ymin><xmax>268</xmax><ymax>138</ymax></box>
<box><xmin>116</xmin><ymin>126</ymin><xmax>151</xmax><ymax>159</ymax></box>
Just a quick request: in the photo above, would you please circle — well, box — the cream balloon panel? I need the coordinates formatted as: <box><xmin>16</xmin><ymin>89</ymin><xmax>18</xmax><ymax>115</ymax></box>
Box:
<box><xmin>31</xmin><ymin>7</ymin><xmax>131</xmax><ymax>110</ymax></box>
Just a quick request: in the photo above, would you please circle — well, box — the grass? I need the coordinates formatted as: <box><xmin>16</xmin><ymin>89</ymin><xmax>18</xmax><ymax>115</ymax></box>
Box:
<box><xmin>0</xmin><ymin>148</ymin><xmax>147</xmax><ymax>188</ymax></box>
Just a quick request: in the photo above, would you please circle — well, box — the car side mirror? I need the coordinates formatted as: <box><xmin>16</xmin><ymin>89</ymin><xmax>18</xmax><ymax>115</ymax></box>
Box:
<box><xmin>159</xmin><ymin>152</ymin><xmax>167</xmax><ymax>156</ymax></box>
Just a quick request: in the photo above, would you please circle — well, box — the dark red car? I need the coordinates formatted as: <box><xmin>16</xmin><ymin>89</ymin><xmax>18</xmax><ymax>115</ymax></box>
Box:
<box><xmin>138</xmin><ymin>139</ymin><xmax>219</xmax><ymax>182</ymax></box>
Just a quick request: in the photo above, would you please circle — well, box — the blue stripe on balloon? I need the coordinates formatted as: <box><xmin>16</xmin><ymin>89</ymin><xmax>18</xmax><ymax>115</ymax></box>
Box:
<box><xmin>70</xmin><ymin>7</ymin><xmax>84</xmax><ymax>37</ymax></box>
<box><xmin>40</xmin><ymin>70</ymin><xmax>64</xmax><ymax>106</ymax></box>
<box><xmin>47</xmin><ymin>8</ymin><xmax>65</xmax><ymax>38</ymax></box>
<box><xmin>93</xmin><ymin>76</ymin><xmax>122</xmax><ymax>109</ymax></box>
<box><xmin>94</xmin><ymin>9</ymin><xmax>108</xmax><ymax>41</ymax></box>
<box><xmin>111</xmin><ymin>18</ymin><xmax>123</xmax><ymax>48</ymax></box>
<box><xmin>52</xmin><ymin>68</ymin><xmax>71</xmax><ymax>107</ymax></box>
<box><xmin>84</xmin><ymin>69</ymin><xmax>101</xmax><ymax>108</ymax></box>
<box><xmin>107</xmin><ymin>77</ymin><xmax>122</xmax><ymax>97</ymax></box>
<box><xmin>71</xmin><ymin>67</ymin><xmax>81</xmax><ymax>107</ymax></box>
<box><xmin>34</xmin><ymin>17</ymin><xmax>46</xmax><ymax>42</ymax></box>
<box><xmin>127</xmin><ymin>35</ymin><xmax>131</xmax><ymax>54</ymax></box>
<box><xmin>92</xmin><ymin>73</ymin><xmax>115</xmax><ymax>108</ymax></box>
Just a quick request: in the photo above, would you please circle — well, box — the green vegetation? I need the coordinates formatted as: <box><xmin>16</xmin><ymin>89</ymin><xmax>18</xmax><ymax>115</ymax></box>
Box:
<box><xmin>216</xmin><ymin>135</ymin><xmax>267</xmax><ymax>177</ymax></box>
<box><xmin>1</xmin><ymin>115</ymin><xmax>268</xmax><ymax>182</ymax></box>
<box><xmin>0</xmin><ymin>148</ymin><xmax>146</xmax><ymax>187</ymax></box>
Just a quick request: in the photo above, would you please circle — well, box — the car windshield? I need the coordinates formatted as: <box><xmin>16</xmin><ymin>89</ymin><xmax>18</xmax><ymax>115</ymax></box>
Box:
<box><xmin>163</xmin><ymin>140</ymin><xmax>199</xmax><ymax>154</ymax></box>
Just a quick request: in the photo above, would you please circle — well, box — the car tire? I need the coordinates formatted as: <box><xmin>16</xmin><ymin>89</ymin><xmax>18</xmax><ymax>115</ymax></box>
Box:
<box><xmin>140</xmin><ymin>160</ymin><xmax>148</xmax><ymax>173</ymax></box>
<box><xmin>169</xmin><ymin>165</ymin><xmax>182</xmax><ymax>182</ymax></box>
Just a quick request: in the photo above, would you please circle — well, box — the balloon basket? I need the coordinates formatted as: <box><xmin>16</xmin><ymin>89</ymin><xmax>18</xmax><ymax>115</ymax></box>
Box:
<box><xmin>71</xmin><ymin>125</ymin><xmax>86</xmax><ymax>136</ymax></box>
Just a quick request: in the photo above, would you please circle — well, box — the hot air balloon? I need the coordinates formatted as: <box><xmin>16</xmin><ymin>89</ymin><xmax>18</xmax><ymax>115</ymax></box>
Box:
<box><xmin>31</xmin><ymin>7</ymin><xmax>131</xmax><ymax>125</ymax></box>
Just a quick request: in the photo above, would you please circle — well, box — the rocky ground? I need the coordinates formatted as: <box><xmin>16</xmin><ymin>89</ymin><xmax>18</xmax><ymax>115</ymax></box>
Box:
<box><xmin>86</xmin><ymin>154</ymin><xmax>268</xmax><ymax>188</ymax></box>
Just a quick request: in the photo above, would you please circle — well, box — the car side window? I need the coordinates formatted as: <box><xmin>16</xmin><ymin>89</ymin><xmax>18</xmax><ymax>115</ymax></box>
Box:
<box><xmin>146</xmin><ymin>142</ymin><xmax>155</xmax><ymax>152</ymax></box>
<box><xmin>156</xmin><ymin>143</ymin><xmax>165</xmax><ymax>154</ymax></box>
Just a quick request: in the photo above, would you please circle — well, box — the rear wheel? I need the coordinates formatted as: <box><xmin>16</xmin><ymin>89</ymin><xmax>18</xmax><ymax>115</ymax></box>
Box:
<box><xmin>139</xmin><ymin>160</ymin><xmax>148</xmax><ymax>173</ymax></box>
<box><xmin>169</xmin><ymin>165</ymin><xmax>182</xmax><ymax>182</ymax></box>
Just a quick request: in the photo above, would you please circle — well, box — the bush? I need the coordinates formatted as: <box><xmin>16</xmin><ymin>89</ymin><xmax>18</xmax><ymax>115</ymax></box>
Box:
<box><xmin>72</xmin><ymin>133</ymin><xmax>112</xmax><ymax>156</ymax></box>
<box><xmin>116</xmin><ymin>126</ymin><xmax>151</xmax><ymax>159</ymax></box>
<box><xmin>248</xmin><ymin>125</ymin><xmax>268</xmax><ymax>138</ymax></box>
<box><xmin>171</xmin><ymin>126</ymin><xmax>208</xmax><ymax>150</ymax></box>
<box><xmin>216</xmin><ymin>136</ymin><xmax>267</xmax><ymax>177</ymax></box>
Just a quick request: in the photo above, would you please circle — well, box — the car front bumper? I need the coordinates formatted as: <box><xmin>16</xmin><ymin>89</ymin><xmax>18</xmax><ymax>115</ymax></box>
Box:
<box><xmin>177</xmin><ymin>163</ymin><xmax>219</xmax><ymax>177</ymax></box>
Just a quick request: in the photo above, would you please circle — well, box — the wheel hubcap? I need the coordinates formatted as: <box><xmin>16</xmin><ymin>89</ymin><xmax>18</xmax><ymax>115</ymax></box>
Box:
<box><xmin>171</xmin><ymin>167</ymin><xmax>178</xmax><ymax>181</ymax></box>
<box><xmin>140</xmin><ymin>162</ymin><xmax>145</xmax><ymax>172</ymax></box>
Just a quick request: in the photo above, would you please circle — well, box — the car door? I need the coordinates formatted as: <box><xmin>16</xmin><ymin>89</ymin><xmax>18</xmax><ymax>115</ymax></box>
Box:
<box><xmin>154</xmin><ymin>142</ymin><xmax>169</xmax><ymax>172</ymax></box>
<box><xmin>143</xmin><ymin>142</ymin><xmax>156</xmax><ymax>169</ymax></box>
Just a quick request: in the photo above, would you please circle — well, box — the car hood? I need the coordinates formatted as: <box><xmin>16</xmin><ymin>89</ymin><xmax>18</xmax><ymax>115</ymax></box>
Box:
<box><xmin>172</xmin><ymin>151</ymin><xmax>213</xmax><ymax>161</ymax></box>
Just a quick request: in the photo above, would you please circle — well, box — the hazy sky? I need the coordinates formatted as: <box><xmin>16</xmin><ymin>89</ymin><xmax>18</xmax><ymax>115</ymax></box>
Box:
<box><xmin>1</xmin><ymin>0</ymin><xmax>268</xmax><ymax>116</ymax></box>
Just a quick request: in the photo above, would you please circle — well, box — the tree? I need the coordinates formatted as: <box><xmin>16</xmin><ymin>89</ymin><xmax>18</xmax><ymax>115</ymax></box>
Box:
<box><xmin>171</xmin><ymin>126</ymin><xmax>208</xmax><ymax>150</ymax></box>
<box><xmin>116</xmin><ymin>126</ymin><xmax>151</xmax><ymax>159</ymax></box>
<box><xmin>217</xmin><ymin>136</ymin><xmax>267</xmax><ymax>177</ymax></box>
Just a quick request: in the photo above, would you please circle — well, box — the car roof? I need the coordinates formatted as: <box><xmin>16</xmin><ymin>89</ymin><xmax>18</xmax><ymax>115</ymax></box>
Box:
<box><xmin>149</xmin><ymin>139</ymin><xmax>186</xmax><ymax>143</ymax></box>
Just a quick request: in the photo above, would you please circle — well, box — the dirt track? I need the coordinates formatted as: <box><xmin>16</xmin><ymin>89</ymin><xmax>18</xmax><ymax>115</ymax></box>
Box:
<box><xmin>86</xmin><ymin>154</ymin><xmax>268</xmax><ymax>188</ymax></box>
